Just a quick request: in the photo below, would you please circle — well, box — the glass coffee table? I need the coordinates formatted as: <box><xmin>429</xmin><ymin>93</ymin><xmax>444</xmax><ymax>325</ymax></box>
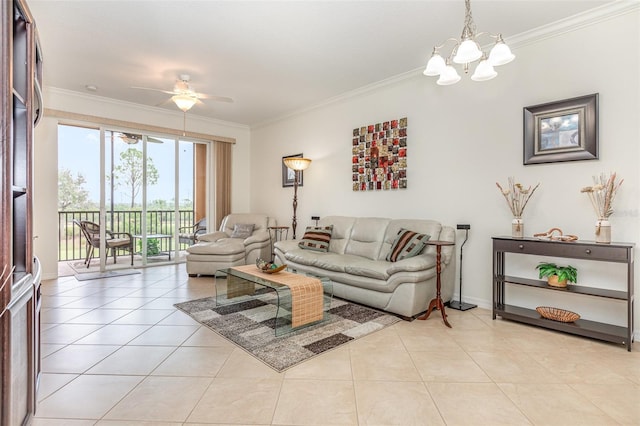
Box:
<box><xmin>215</xmin><ymin>267</ymin><xmax>333</xmax><ymax>336</ymax></box>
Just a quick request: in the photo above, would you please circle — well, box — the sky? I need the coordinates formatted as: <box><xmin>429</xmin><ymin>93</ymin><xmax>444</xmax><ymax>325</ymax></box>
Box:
<box><xmin>58</xmin><ymin>125</ymin><xmax>195</xmax><ymax>207</ymax></box>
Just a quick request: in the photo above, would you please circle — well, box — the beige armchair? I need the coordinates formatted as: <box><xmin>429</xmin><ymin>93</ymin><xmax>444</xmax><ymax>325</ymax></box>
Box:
<box><xmin>185</xmin><ymin>213</ymin><xmax>275</xmax><ymax>276</ymax></box>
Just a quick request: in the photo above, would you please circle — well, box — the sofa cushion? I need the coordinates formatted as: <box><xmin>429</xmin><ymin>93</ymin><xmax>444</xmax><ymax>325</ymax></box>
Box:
<box><xmin>318</xmin><ymin>216</ymin><xmax>356</xmax><ymax>254</ymax></box>
<box><xmin>284</xmin><ymin>249</ymin><xmax>323</xmax><ymax>268</ymax></box>
<box><xmin>312</xmin><ymin>253</ymin><xmax>362</xmax><ymax>273</ymax></box>
<box><xmin>344</xmin><ymin>217</ymin><xmax>390</xmax><ymax>260</ymax></box>
<box><xmin>345</xmin><ymin>259</ymin><xmax>390</xmax><ymax>280</ymax></box>
<box><xmin>186</xmin><ymin>238</ymin><xmax>245</xmax><ymax>255</ymax></box>
<box><xmin>386</xmin><ymin>228</ymin><xmax>430</xmax><ymax>262</ymax></box>
<box><xmin>230</xmin><ymin>223</ymin><xmax>255</xmax><ymax>239</ymax></box>
<box><xmin>298</xmin><ymin>226</ymin><xmax>333</xmax><ymax>252</ymax></box>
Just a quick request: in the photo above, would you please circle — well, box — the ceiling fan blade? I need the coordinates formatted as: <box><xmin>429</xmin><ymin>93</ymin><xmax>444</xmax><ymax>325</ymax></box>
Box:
<box><xmin>147</xmin><ymin>137</ymin><xmax>164</xmax><ymax>144</ymax></box>
<box><xmin>205</xmin><ymin>95</ymin><xmax>234</xmax><ymax>103</ymax></box>
<box><xmin>131</xmin><ymin>86</ymin><xmax>176</xmax><ymax>96</ymax></box>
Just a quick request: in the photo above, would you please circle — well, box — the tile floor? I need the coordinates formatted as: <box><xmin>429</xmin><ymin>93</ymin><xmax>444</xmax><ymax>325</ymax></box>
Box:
<box><xmin>34</xmin><ymin>264</ymin><xmax>640</xmax><ymax>425</ymax></box>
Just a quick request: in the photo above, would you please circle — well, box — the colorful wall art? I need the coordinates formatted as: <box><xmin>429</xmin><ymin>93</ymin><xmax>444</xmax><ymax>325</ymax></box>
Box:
<box><xmin>352</xmin><ymin>117</ymin><xmax>407</xmax><ymax>191</ymax></box>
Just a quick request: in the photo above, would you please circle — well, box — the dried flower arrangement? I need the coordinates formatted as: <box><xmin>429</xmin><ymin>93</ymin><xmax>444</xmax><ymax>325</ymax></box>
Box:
<box><xmin>496</xmin><ymin>177</ymin><xmax>540</xmax><ymax>218</ymax></box>
<box><xmin>580</xmin><ymin>172</ymin><xmax>623</xmax><ymax>219</ymax></box>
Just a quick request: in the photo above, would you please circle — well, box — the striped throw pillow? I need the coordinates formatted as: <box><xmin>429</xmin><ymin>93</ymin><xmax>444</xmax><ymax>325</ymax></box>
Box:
<box><xmin>386</xmin><ymin>228</ymin><xmax>430</xmax><ymax>262</ymax></box>
<box><xmin>298</xmin><ymin>226</ymin><xmax>333</xmax><ymax>252</ymax></box>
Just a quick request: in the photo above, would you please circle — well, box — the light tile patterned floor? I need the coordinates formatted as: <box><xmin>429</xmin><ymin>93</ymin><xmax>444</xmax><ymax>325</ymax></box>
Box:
<box><xmin>34</xmin><ymin>264</ymin><xmax>640</xmax><ymax>425</ymax></box>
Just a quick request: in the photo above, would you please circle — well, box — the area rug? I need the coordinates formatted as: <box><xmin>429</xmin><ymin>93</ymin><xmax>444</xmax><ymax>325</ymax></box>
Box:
<box><xmin>74</xmin><ymin>269</ymin><xmax>141</xmax><ymax>281</ymax></box>
<box><xmin>174</xmin><ymin>295</ymin><xmax>400</xmax><ymax>372</ymax></box>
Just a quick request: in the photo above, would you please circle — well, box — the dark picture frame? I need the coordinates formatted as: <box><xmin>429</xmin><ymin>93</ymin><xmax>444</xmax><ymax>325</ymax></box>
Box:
<box><xmin>523</xmin><ymin>93</ymin><xmax>598</xmax><ymax>165</ymax></box>
<box><xmin>282</xmin><ymin>153</ymin><xmax>304</xmax><ymax>187</ymax></box>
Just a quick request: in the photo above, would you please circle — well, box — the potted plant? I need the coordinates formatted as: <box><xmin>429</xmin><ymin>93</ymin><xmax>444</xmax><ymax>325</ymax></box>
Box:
<box><xmin>535</xmin><ymin>262</ymin><xmax>577</xmax><ymax>288</ymax></box>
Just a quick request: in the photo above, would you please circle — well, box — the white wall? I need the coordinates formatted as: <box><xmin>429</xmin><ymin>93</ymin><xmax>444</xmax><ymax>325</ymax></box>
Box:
<box><xmin>34</xmin><ymin>88</ymin><xmax>252</xmax><ymax>279</ymax></box>
<box><xmin>250</xmin><ymin>10</ymin><xmax>640</xmax><ymax>332</ymax></box>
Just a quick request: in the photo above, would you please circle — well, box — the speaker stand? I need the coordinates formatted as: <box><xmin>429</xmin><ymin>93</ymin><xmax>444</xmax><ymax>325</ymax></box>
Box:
<box><xmin>450</xmin><ymin>227</ymin><xmax>477</xmax><ymax>311</ymax></box>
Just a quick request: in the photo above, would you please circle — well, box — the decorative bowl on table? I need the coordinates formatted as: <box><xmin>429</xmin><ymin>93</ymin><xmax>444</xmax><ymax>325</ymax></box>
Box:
<box><xmin>256</xmin><ymin>258</ymin><xmax>287</xmax><ymax>274</ymax></box>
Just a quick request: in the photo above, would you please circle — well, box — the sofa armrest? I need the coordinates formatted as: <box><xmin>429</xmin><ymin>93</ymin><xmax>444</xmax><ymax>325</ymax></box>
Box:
<box><xmin>197</xmin><ymin>231</ymin><xmax>228</xmax><ymax>242</ymax></box>
<box><xmin>386</xmin><ymin>254</ymin><xmax>437</xmax><ymax>275</ymax></box>
<box><xmin>244</xmin><ymin>230</ymin><xmax>270</xmax><ymax>245</ymax></box>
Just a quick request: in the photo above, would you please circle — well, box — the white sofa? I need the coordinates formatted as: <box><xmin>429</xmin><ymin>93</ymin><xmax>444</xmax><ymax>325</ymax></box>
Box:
<box><xmin>186</xmin><ymin>213</ymin><xmax>274</xmax><ymax>276</ymax></box>
<box><xmin>274</xmin><ymin>216</ymin><xmax>455</xmax><ymax>318</ymax></box>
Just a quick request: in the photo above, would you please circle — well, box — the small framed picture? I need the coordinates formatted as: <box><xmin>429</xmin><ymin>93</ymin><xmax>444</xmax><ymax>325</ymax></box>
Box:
<box><xmin>282</xmin><ymin>153</ymin><xmax>304</xmax><ymax>187</ymax></box>
<box><xmin>523</xmin><ymin>93</ymin><xmax>598</xmax><ymax>165</ymax></box>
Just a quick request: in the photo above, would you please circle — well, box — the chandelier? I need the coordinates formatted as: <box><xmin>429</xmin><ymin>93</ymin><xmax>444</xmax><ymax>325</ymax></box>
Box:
<box><xmin>423</xmin><ymin>0</ymin><xmax>515</xmax><ymax>85</ymax></box>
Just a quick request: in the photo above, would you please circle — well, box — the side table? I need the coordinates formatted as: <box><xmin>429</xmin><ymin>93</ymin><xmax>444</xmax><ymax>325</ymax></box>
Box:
<box><xmin>417</xmin><ymin>240</ymin><xmax>454</xmax><ymax>327</ymax></box>
<box><xmin>268</xmin><ymin>226</ymin><xmax>290</xmax><ymax>261</ymax></box>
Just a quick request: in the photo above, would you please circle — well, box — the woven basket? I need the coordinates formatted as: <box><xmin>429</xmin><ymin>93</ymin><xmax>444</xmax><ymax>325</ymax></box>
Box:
<box><xmin>536</xmin><ymin>306</ymin><xmax>580</xmax><ymax>323</ymax></box>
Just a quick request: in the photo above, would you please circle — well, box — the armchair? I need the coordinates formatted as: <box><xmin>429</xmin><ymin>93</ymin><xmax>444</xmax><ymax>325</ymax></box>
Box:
<box><xmin>179</xmin><ymin>217</ymin><xmax>207</xmax><ymax>245</ymax></box>
<box><xmin>74</xmin><ymin>219</ymin><xmax>134</xmax><ymax>268</ymax></box>
<box><xmin>185</xmin><ymin>213</ymin><xmax>274</xmax><ymax>276</ymax></box>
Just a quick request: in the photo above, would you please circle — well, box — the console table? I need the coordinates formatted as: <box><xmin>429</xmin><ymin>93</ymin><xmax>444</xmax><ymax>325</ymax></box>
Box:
<box><xmin>492</xmin><ymin>237</ymin><xmax>634</xmax><ymax>351</ymax></box>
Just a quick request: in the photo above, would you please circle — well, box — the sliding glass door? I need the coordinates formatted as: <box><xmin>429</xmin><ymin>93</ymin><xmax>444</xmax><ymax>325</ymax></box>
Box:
<box><xmin>59</xmin><ymin>124</ymin><xmax>206</xmax><ymax>272</ymax></box>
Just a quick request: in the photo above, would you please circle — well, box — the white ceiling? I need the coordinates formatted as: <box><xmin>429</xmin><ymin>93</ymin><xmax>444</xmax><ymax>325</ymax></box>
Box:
<box><xmin>28</xmin><ymin>0</ymin><xmax>612</xmax><ymax>126</ymax></box>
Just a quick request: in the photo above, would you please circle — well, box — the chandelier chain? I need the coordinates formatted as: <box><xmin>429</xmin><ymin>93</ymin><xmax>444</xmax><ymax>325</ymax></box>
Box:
<box><xmin>460</xmin><ymin>0</ymin><xmax>477</xmax><ymax>40</ymax></box>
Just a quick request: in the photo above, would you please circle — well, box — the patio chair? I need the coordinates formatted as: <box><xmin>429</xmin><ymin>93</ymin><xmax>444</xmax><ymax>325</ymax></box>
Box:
<box><xmin>73</xmin><ymin>219</ymin><xmax>134</xmax><ymax>268</ymax></box>
<box><xmin>178</xmin><ymin>217</ymin><xmax>207</xmax><ymax>246</ymax></box>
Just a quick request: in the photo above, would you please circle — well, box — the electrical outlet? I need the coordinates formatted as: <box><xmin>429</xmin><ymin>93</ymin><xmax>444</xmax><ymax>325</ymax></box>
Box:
<box><xmin>311</xmin><ymin>216</ymin><xmax>320</xmax><ymax>221</ymax></box>
<box><xmin>457</xmin><ymin>224</ymin><xmax>471</xmax><ymax>230</ymax></box>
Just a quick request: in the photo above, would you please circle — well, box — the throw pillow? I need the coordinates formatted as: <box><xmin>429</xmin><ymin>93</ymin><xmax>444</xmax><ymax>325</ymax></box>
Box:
<box><xmin>298</xmin><ymin>225</ymin><xmax>333</xmax><ymax>252</ymax></box>
<box><xmin>386</xmin><ymin>228</ymin><xmax>430</xmax><ymax>262</ymax></box>
<box><xmin>230</xmin><ymin>223</ymin><xmax>255</xmax><ymax>239</ymax></box>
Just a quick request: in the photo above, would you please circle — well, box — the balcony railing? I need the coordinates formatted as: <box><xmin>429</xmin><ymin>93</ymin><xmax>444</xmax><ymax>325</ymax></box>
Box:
<box><xmin>58</xmin><ymin>210</ymin><xmax>197</xmax><ymax>261</ymax></box>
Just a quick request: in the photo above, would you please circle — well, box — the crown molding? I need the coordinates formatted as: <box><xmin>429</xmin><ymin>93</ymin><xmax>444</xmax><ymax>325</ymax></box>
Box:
<box><xmin>44</xmin><ymin>86</ymin><xmax>250</xmax><ymax>130</ymax></box>
<box><xmin>253</xmin><ymin>1</ymin><xmax>639</xmax><ymax>129</ymax></box>
<box><xmin>506</xmin><ymin>0</ymin><xmax>639</xmax><ymax>48</ymax></box>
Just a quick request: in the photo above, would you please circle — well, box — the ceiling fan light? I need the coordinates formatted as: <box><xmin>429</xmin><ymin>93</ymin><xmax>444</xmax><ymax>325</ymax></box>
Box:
<box><xmin>171</xmin><ymin>94</ymin><xmax>197</xmax><ymax>112</ymax></box>
<box><xmin>488</xmin><ymin>37</ymin><xmax>515</xmax><ymax>66</ymax></box>
<box><xmin>453</xmin><ymin>39</ymin><xmax>482</xmax><ymax>64</ymax></box>
<box><xmin>424</xmin><ymin>52</ymin><xmax>446</xmax><ymax>76</ymax></box>
<box><xmin>471</xmin><ymin>59</ymin><xmax>497</xmax><ymax>81</ymax></box>
<box><xmin>437</xmin><ymin>64</ymin><xmax>461</xmax><ymax>86</ymax></box>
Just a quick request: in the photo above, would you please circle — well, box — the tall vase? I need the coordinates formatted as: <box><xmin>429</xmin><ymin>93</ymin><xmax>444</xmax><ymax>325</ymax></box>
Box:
<box><xmin>512</xmin><ymin>218</ymin><xmax>524</xmax><ymax>238</ymax></box>
<box><xmin>595</xmin><ymin>218</ymin><xmax>611</xmax><ymax>244</ymax></box>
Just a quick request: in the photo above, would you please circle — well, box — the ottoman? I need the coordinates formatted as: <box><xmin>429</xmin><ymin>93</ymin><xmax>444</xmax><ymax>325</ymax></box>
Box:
<box><xmin>186</xmin><ymin>239</ymin><xmax>246</xmax><ymax>276</ymax></box>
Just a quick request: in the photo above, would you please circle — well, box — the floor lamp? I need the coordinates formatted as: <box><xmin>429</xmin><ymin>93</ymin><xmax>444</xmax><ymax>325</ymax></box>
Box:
<box><xmin>282</xmin><ymin>157</ymin><xmax>311</xmax><ymax>239</ymax></box>
<box><xmin>449</xmin><ymin>224</ymin><xmax>477</xmax><ymax>311</ymax></box>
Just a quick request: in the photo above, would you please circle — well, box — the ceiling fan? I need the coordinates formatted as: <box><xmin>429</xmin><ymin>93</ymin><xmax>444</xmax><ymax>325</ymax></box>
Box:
<box><xmin>118</xmin><ymin>132</ymin><xmax>163</xmax><ymax>144</ymax></box>
<box><xmin>132</xmin><ymin>74</ymin><xmax>234</xmax><ymax>112</ymax></box>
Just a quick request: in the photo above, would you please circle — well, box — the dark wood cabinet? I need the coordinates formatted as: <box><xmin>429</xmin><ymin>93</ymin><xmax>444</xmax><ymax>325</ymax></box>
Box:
<box><xmin>1</xmin><ymin>0</ymin><xmax>42</xmax><ymax>424</ymax></box>
<box><xmin>493</xmin><ymin>237</ymin><xmax>634</xmax><ymax>351</ymax></box>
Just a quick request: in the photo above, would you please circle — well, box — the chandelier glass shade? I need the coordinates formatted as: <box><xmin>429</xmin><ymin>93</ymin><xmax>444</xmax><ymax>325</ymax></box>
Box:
<box><xmin>424</xmin><ymin>0</ymin><xmax>514</xmax><ymax>85</ymax></box>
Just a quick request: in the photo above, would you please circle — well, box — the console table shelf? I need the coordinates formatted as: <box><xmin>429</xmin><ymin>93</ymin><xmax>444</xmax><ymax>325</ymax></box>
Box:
<box><xmin>498</xmin><ymin>275</ymin><xmax>628</xmax><ymax>300</ymax></box>
<box><xmin>492</xmin><ymin>237</ymin><xmax>634</xmax><ymax>351</ymax></box>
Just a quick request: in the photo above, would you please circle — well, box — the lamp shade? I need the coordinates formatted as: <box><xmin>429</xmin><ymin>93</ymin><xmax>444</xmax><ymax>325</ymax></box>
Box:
<box><xmin>453</xmin><ymin>39</ymin><xmax>482</xmax><ymax>64</ymax></box>
<box><xmin>437</xmin><ymin>64</ymin><xmax>461</xmax><ymax>86</ymax></box>
<box><xmin>488</xmin><ymin>41</ymin><xmax>515</xmax><ymax>66</ymax></box>
<box><xmin>283</xmin><ymin>157</ymin><xmax>312</xmax><ymax>171</ymax></box>
<box><xmin>471</xmin><ymin>59</ymin><xmax>497</xmax><ymax>81</ymax></box>
<box><xmin>423</xmin><ymin>53</ymin><xmax>446</xmax><ymax>76</ymax></box>
<box><xmin>171</xmin><ymin>94</ymin><xmax>197</xmax><ymax>112</ymax></box>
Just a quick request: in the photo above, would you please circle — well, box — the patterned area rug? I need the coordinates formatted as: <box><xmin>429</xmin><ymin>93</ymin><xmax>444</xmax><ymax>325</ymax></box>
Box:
<box><xmin>174</xmin><ymin>295</ymin><xmax>400</xmax><ymax>372</ymax></box>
